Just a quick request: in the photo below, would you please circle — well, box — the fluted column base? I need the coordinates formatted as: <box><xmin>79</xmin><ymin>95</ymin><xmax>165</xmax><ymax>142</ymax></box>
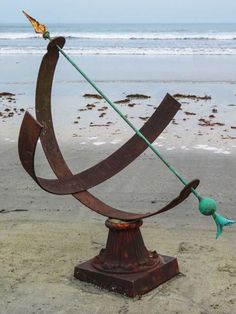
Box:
<box><xmin>74</xmin><ymin>219</ymin><xmax>179</xmax><ymax>297</ymax></box>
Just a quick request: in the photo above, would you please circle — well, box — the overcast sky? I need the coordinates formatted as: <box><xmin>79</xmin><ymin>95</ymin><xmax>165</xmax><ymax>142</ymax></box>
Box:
<box><xmin>1</xmin><ymin>0</ymin><xmax>236</xmax><ymax>24</ymax></box>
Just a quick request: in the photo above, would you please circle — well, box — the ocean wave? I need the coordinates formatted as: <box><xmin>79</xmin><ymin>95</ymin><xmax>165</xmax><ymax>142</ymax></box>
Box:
<box><xmin>1</xmin><ymin>31</ymin><xmax>236</xmax><ymax>41</ymax></box>
<box><xmin>1</xmin><ymin>47</ymin><xmax>236</xmax><ymax>55</ymax></box>
<box><xmin>0</xmin><ymin>33</ymin><xmax>39</xmax><ymax>40</ymax></box>
<box><xmin>64</xmin><ymin>32</ymin><xmax>236</xmax><ymax>41</ymax></box>
<box><xmin>0</xmin><ymin>47</ymin><xmax>45</xmax><ymax>54</ymax></box>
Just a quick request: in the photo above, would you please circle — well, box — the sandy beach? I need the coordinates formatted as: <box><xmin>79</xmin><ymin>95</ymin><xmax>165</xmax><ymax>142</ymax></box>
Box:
<box><xmin>0</xmin><ymin>52</ymin><xmax>236</xmax><ymax>313</ymax></box>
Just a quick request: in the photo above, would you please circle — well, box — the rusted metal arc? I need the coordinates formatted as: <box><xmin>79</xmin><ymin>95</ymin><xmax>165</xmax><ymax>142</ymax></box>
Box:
<box><xmin>18</xmin><ymin>36</ymin><xmax>200</xmax><ymax>220</ymax></box>
<box><xmin>18</xmin><ymin>111</ymin><xmax>73</xmax><ymax>194</ymax></box>
<box><xmin>18</xmin><ymin>112</ymin><xmax>49</xmax><ymax>191</ymax></box>
<box><xmin>18</xmin><ymin>113</ymin><xmax>199</xmax><ymax>218</ymax></box>
<box><xmin>18</xmin><ymin>112</ymin><xmax>199</xmax><ymax>218</ymax></box>
<box><xmin>19</xmin><ymin>100</ymin><xmax>181</xmax><ymax>195</ymax></box>
<box><xmin>36</xmin><ymin>37</ymin><xmax>181</xmax><ymax>192</ymax></box>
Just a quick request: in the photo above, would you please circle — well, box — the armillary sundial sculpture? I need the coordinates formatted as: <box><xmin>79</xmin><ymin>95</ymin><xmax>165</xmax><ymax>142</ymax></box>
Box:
<box><xmin>18</xmin><ymin>12</ymin><xmax>235</xmax><ymax>297</ymax></box>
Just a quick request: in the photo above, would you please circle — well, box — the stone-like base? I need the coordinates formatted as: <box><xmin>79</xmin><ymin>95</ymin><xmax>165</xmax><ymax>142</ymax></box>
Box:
<box><xmin>74</xmin><ymin>254</ymin><xmax>179</xmax><ymax>297</ymax></box>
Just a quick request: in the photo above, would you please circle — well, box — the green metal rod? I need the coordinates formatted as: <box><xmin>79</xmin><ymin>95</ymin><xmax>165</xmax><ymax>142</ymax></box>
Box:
<box><xmin>45</xmin><ymin>32</ymin><xmax>200</xmax><ymax>199</ymax></box>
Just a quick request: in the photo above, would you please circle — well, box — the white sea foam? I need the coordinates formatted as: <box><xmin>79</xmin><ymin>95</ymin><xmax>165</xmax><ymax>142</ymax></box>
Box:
<box><xmin>0</xmin><ymin>47</ymin><xmax>46</xmax><ymax>54</ymax></box>
<box><xmin>110</xmin><ymin>139</ymin><xmax>122</xmax><ymax>144</ymax></box>
<box><xmin>194</xmin><ymin>144</ymin><xmax>218</xmax><ymax>151</ymax></box>
<box><xmin>93</xmin><ymin>141</ymin><xmax>106</xmax><ymax>146</ymax></box>
<box><xmin>2</xmin><ymin>32</ymin><xmax>236</xmax><ymax>41</ymax></box>
<box><xmin>0</xmin><ymin>32</ymin><xmax>38</xmax><ymax>40</ymax></box>
<box><xmin>214</xmin><ymin>149</ymin><xmax>231</xmax><ymax>155</ymax></box>
<box><xmin>193</xmin><ymin>144</ymin><xmax>231</xmax><ymax>154</ymax></box>
<box><xmin>153</xmin><ymin>142</ymin><xmax>163</xmax><ymax>147</ymax></box>
<box><xmin>69</xmin><ymin>32</ymin><xmax>236</xmax><ymax>41</ymax></box>
<box><xmin>1</xmin><ymin>47</ymin><xmax>236</xmax><ymax>55</ymax></box>
<box><xmin>181</xmin><ymin>145</ymin><xmax>190</xmax><ymax>151</ymax></box>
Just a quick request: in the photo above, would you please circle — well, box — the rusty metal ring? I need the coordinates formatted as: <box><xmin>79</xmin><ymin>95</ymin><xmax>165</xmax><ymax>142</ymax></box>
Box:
<box><xmin>18</xmin><ymin>36</ymin><xmax>200</xmax><ymax>220</ymax></box>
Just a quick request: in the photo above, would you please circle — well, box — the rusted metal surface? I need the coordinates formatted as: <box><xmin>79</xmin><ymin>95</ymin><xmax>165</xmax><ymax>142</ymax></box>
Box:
<box><xmin>18</xmin><ymin>36</ymin><xmax>200</xmax><ymax>221</ymax></box>
<box><xmin>18</xmin><ymin>37</ymin><xmax>200</xmax><ymax>297</ymax></box>
<box><xmin>75</xmin><ymin>254</ymin><xmax>179</xmax><ymax>297</ymax></box>
<box><xmin>18</xmin><ymin>112</ymin><xmax>199</xmax><ymax>219</ymax></box>
<box><xmin>75</xmin><ymin>218</ymin><xmax>179</xmax><ymax>297</ymax></box>
<box><xmin>92</xmin><ymin>219</ymin><xmax>161</xmax><ymax>274</ymax></box>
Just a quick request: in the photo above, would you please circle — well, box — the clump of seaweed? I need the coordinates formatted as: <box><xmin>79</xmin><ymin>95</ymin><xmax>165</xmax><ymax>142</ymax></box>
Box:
<box><xmin>173</xmin><ymin>93</ymin><xmax>211</xmax><ymax>100</ymax></box>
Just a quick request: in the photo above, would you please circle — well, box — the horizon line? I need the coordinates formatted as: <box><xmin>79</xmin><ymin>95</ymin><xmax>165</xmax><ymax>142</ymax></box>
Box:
<box><xmin>1</xmin><ymin>21</ymin><xmax>236</xmax><ymax>25</ymax></box>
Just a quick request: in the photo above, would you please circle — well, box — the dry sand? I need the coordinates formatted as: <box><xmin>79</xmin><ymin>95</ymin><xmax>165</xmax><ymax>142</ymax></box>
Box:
<box><xmin>0</xmin><ymin>219</ymin><xmax>235</xmax><ymax>314</ymax></box>
<box><xmin>0</xmin><ymin>140</ymin><xmax>236</xmax><ymax>314</ymax></box>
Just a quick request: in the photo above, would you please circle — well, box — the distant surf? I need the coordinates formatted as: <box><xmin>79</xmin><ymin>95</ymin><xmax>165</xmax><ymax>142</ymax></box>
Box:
<box><xmin>1</xmin><ymin>47</ymin><xmax>236</xmax><ymax>55</ymax></box>
<box><xmin>1</xmin><ymin>23</ymin><xmax>236</xmax><ymax>55</ymax></box>
<box><xmin>1</xmin><ymin>32</ymin><xmax>236</xmax><ymax>40</ymax></box>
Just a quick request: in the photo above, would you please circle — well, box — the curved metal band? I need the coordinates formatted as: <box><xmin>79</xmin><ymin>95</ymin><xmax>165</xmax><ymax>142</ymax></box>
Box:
<box><xmin>18</xmin><ymin>36</ymin><xmax>200</xmax><ymax>220</ymax></box>
<box><xmin>35</xmin><ymin>39</ymin><xmax>183</xmax><ymax>194</ymax></box>
<box><xmin>19</xmin><ymin>111</ymin><xmax>200</xmax><ymax>202</ymax></box>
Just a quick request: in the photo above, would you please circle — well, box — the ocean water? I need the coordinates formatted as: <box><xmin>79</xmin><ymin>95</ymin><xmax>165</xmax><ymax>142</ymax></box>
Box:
<box><xmin>1</xmin><ymin>23</ymin><xmax>236</xmax><ymax>55</ymax></box>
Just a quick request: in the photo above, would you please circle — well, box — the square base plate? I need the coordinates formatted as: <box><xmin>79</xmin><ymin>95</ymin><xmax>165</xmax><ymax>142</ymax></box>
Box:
<box><xmin>74</xmin><ymin>255</ymin><xmax>179</xmax><ymax>297</ymax></box>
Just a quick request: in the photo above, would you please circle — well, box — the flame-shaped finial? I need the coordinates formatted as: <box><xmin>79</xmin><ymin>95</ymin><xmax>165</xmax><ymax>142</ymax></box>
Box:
<box><xmin>22</xmin><ymin>10</ymin><xmax>47</xmax><ymax>34</ymax></box>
